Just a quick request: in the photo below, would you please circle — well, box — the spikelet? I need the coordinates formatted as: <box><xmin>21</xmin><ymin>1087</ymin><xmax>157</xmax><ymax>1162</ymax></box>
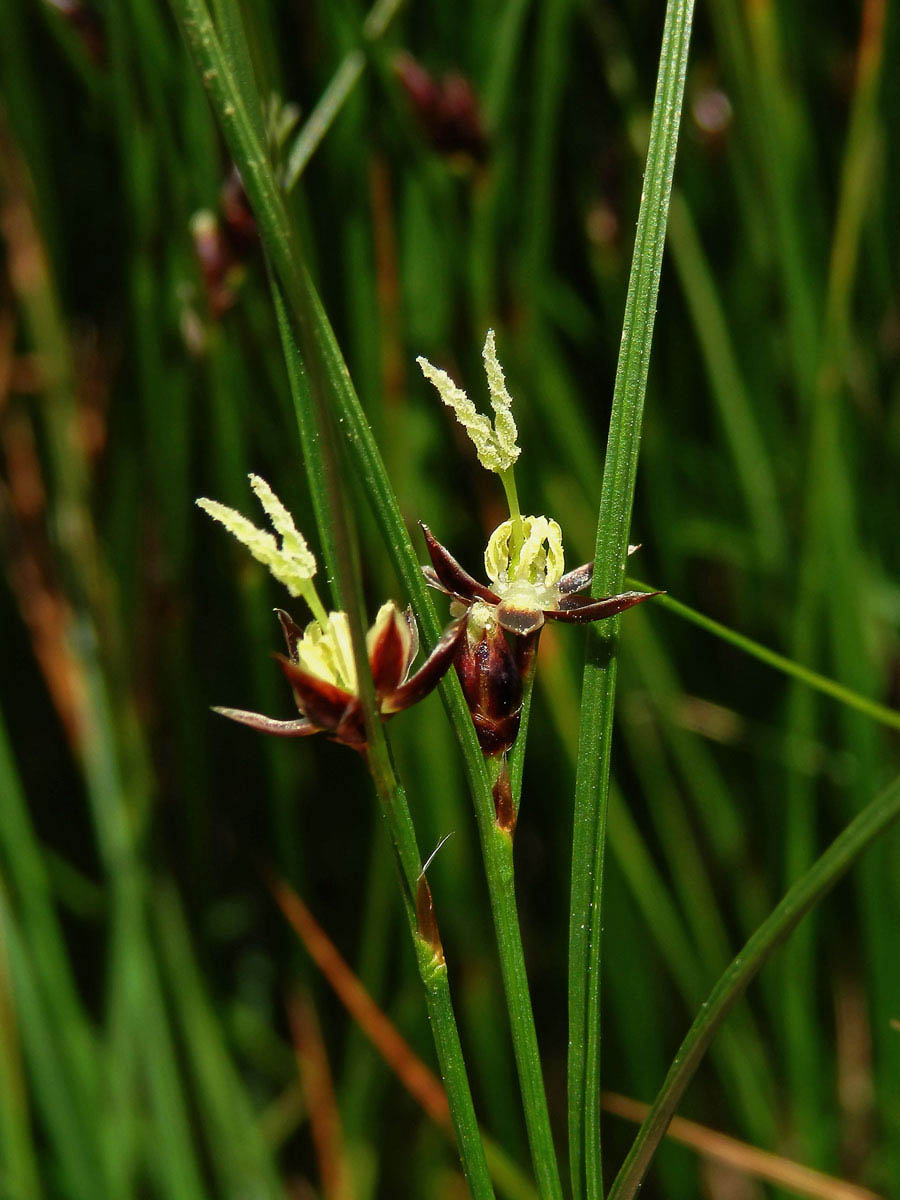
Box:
<box><xmin>417</xmin><ymin>329</ymin><xmax>520</xmax><ymax>474</ymax></box>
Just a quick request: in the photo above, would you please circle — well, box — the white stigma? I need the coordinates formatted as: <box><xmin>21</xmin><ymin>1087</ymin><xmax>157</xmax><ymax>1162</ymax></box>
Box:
<box><xmin>417</xmin><ymin>329</ymin><xmax>520</xmax><ymax>474</ymax></box>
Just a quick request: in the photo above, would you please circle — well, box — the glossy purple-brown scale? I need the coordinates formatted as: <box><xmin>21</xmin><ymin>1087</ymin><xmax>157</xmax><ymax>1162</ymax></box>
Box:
<box><xmin>275</xmin><ymin>608</ymin><xmax>304</xmax><ymax>659</ymax></box>
<box><xmin>546</xmin><ymin>589</ymin><xmax>660</xmax><ymax>624</ymax></box>
<box><xmin>211</xmin><ymin>707</ymin><xmax>317</xmax><ymax>738</ymax></box>
<box><xmin>216</xmin><ymin>606</ymin><xmax>461</xmax><ymax>750</ymax></box>
<box><xmin>557</xmin><ymin>561</ymin><xmax>594</xmax><ymax>595</ymax></box>
<box><xmin>369</xmin><ymin>613</ymin><xmax>409</xmax><ymax>698</ymax></box>
<box><xmin>385</xmin><ymin>618</ymin><xmax>466</xmax><ymax>714</ymax></box>
<box><xmin>513</xmin><ymin>630</ymin><xmax>540</xmax><ymax>683</ymax></box>
<box><xmin>276</xmin><ymin>656</ymin><xmax>356</xmax><ymax>731</ymax></box>
<box><xmin>495</xmin><ymin>602</ymin><xmax>545</xmax><ymax>637</ymax></box>
<box><xmin>454</xmin><ymin>625</ymin><xmax>524</xmax><ymax>756</ymax></box>
<box><xmin>420</xmin><ymin>523</ymin><xmax>499</xmax><ymax>605</ymax></box>
<box><xmin>332</xmin><ymin>704</ymin><xmax>367</xmax><ymax>749</ymax></box>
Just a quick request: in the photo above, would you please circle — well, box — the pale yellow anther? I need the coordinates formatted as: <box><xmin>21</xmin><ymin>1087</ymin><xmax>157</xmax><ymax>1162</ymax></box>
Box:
<box><xmin>196</xmin><ymin>476</ymin><xmax>317</xmax><ymax>599</ymax></box>
<box><xmin>485</xmin><ymin>516</ymin><xmax>565</xmax><ymax>599</ymax></box>
<box><xmin>296</xmin><ymin>612</ymin><xmax>357</xmax><ymax>693</ymax></box>
<box><xmin>417</xmin><ymin>329</ymin><xmax>520</xmax><ymax>474</ymax></box>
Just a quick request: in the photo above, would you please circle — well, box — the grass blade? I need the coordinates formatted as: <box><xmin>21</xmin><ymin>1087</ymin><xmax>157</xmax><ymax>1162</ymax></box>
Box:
<box><xmin>270</xmin><ymin>875</ymin><xmax>539</xmax><ymax>1200</ymax></box>
<box><xmin>282</xmin><ymin>0</ymin><xmax>407</xmax><ymax>190</ymax></box>
<box><xmin>152</xmin><ymin>881</ymin><xmax>285</xmax><ymax>1200</ymax></box>
<box><xmin>632</xmin><ymin>587</ymin><xmax>900</xmax><ymax>734</ymax></box>
<box><xmin>608</xmin><ymin>770</ymin><xmax>900</xmax><ymax>1198</ymax></box>
<box><xmin>603</xmin><ymin>1093</ymin><xmax>880</xmax><ymax>1200</ymax></box>
<box><xmin>567</xmin><ymin>1</ymin><xmax>694</xmax><ymax>1194</ymax></box>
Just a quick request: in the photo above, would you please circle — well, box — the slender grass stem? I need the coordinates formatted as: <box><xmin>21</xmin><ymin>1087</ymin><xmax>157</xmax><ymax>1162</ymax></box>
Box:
<box><xmin>633</xmin><ymin>585</ymin><xmax>900</xmax><ymax>734</ymax></box>
<box><xmin>0</xmin><ymin>895</ymin><xmax>43</xmax><ymax>1200</ymax></box>
<box><xmin>483</xmin><ymin>755</ymin><xmax>563</xmax><ymax>1200</ymax></box>
<box><xmin>780</xmin><ymin>0</ymin><xmax>889</xmax><ymax>1160</ymax></box>
<box><xmin>567</xmin><ymin>3</ymin><xmax>694</xmax><ymax>1196</ymax></box>
<box><xmin>608</xmin><ymin>770</ymin><xmax>900</xmax><ymax>1198</ymax></box>
<box><xmin>296</xmin><ymin>297</ymin><xmax>499</xmax><ymax>1197</ymax></box>
<box><xmin>665</xmin><ymin>193</ymin><xmax>786</xmax><ymax>571</ymax></box>
<box><xmin>271</xmin><ymin>875</ymin><xmax>541</xmax><ymax>1200</ymax></box>
<box><xmin>151</xmin><ymin>882</ymin><xmax>284</xmax><ymax>1199</ymax></box>
<box><xmin>172</xmin><ymin>5</ymin><xmax>562</xmax><ymax>1192</ymax></box>
<box><xmin>509</xmin><ymin>676</ymin><xmax>536</xmax><ymax>813</ymax></box>
<box><xmin>283</xmin><ymin>0</ymin><xmax>407</xmax><ymax>190</ymax></box>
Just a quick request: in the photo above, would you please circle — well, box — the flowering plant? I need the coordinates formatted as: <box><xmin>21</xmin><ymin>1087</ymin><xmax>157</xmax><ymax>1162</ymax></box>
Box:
<box><xmin>197</xmin><ymin>475</ymin><xmax>463</xmax><ymax>749</ymax></box>
<box><xmin>417</xmin><ymin>332</ymin><xmax>658</xmax><ymax>756</ymax></box>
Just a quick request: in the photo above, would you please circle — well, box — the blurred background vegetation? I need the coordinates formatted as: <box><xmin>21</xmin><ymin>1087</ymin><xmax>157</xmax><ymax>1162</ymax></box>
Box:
<box><xmin>1</xmin><ymin>0</ymin><xmax>899</xmax><ymax>1196</ymax></box>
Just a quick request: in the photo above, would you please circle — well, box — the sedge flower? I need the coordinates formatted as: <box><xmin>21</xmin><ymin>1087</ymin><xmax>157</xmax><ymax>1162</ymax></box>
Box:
<box><xmin>420</xmin><ymin>521</ymin><xmax>656</xmax><ymax>755</ymax></box>
<box><xmin>421</xmin><ymin>521</ymin><xmax>655</xmax><ymax>638</ymax></box>
<box><xmin>198</xmin><ymin>476</ymin><xmax>463</xmax><ymax>749</ymax></box>
<box><xmin>416</xmin><ymin>329</ymin><xmax>660</xmax><ymax>757</ymax></box>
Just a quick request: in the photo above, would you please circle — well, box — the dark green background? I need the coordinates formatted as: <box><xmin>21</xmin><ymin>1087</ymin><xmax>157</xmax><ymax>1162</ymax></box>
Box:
<box><xmin>1</xmin><ymin>0</ymin><xmax>899</xmax><ymax>1196</ymax></box>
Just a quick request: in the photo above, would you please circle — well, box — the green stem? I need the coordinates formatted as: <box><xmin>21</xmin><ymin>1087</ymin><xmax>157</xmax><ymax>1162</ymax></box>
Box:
<box><xmin>567</xmin><ymin>2</ymin><xmax>694</xmax><ymax>1196</ymax></box>
<box><xmin>509</xmin><ymin>674</ymin><xmax>536</xmax><ymax>814</ymax></box>
<box><xmin>484</xmin><ymin>756</ymin><xmax>563</xmax><ymax>1200</ymax></box>
<box><xmin>665</xmin><ymin>193</ymin><xmax>786</xmax><ymax>571</ymax></box>
<box><xmin>500</xmin><ymin>468</ymin><xmax>525</xmax><ymax>568</ymax></box>
<box><xmin>608</xmin><ymin>770</ymin><xmax>900</xmax><ymax>1198</ymax></box>
<box><xmin>345</xmin><ymin>561</ymin><xmax>497</xmax><ymax>1200</ymax></box>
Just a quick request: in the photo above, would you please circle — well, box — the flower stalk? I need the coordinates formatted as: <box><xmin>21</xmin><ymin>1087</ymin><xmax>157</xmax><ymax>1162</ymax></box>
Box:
<box><xmin>416</xmin><ymin>339</ymin><xmax>566</xmax><ymax>1195</ymax></box>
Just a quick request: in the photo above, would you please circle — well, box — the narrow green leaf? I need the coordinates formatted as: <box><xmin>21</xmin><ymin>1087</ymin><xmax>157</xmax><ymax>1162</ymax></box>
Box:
<box><xmin>283</xmin><ymin>0</ymin><xmax>407</xmax><ymax>190</ymax></box>
<box><xmin>636</xmin><ymin>586</ymin><xmax>900</xmax><ymax>734</ymax></box>
<box><xmin>567</xmin><ymin>2</ymin><xmax>695</xmax><ymax>1195</ymax></box>
<box><xmin>152</xmin><ymin>882</ymin><xmax>285</xmax><ymax>1200</ymax></box>
<box><xmin>0</xmin><ymin>903</ymin><xmax>44</xmax><ymax>1200</ymax></box>
<box><xmin>608</xmin><ymin>770</ymin><xmax>900</xmax><ymax>1198</ymax></box>
<box><xmin>0</xmin><ymin>886</ymin><xmax>101</xmax><ymax>1198</ymax></box>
